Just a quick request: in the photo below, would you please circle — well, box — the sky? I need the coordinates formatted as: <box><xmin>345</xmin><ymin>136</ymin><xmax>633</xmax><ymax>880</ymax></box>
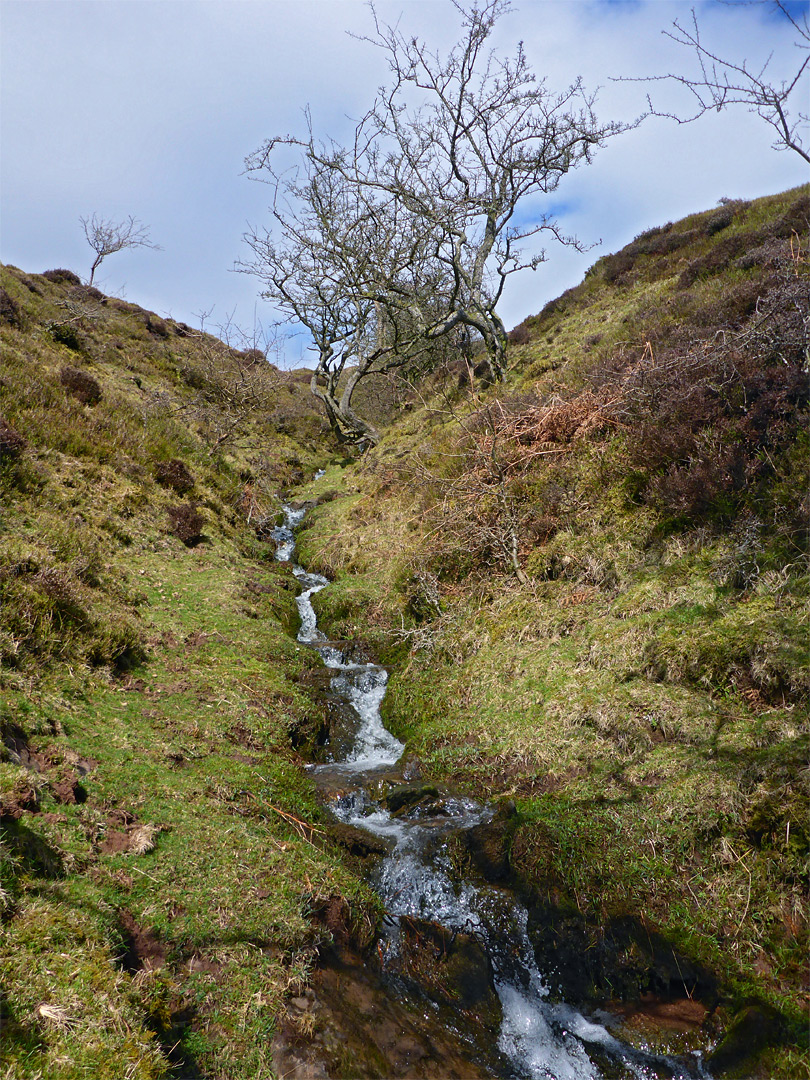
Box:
<box><xmin>1</xmin><ymin>0</ymin><xmax>807</xmax><ymax>366</ymax></box>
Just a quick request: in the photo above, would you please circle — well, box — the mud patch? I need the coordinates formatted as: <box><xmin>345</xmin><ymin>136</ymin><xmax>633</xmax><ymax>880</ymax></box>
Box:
<box><xmin>118</xmin><ymin>909</ymin><xmax>168</xmax><ymax>972</ymax></box>
<box><xmin>0</xmin><ymin>778</ymin><xmax>40</xmax><ymax>819</ymax></box>
<box><xmin>225</xmin><ymin>721</ymin><xmax>265</xmax><ymax>751</ymax></box>
<box><xmin>98</xmin><ymin>811</ymin><xmax>164</xmax><ymax>855</ymax></box>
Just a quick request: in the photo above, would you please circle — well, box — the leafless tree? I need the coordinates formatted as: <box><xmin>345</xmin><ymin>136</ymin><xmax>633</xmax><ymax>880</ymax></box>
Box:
<box><xmin>242</xmin><ymin>151</ymin><xmax>449</xmax><ymax>445</ymax></box>
<box><xmin>80</xmin><ymin>214</ymin><xmax>161</xmax><ymax>285</ymax></box>
<box><xmin>637</xmin><ymin>1</ymin><xmax>810</xmax><ymax>164</ymax></box>
<box><xmin>244</xmin><ymin>0</ymin><xmax>623</xmax><ymax>441</ymax></box>
<box><xmin>345</xmin><ymin>0</ymin><xmax>623</xmax><ymax>382</ymax></box>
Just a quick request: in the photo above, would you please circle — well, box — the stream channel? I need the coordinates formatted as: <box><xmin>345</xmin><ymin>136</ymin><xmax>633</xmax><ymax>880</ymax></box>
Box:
<box><xmin>274</xmin><ymin>504</ymin><xmax>711</xmax><ymax>1080</ymax></box>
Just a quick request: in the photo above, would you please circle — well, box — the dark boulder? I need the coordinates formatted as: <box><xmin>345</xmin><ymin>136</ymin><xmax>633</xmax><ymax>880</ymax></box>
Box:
<box><xmin>463</xmin><ymin>799</ymin><xmax>517</xmax><ymax>881</ymax></box>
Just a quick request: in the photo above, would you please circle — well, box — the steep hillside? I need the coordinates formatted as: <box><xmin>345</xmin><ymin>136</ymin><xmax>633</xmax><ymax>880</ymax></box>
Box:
<box><xmin>293</xmin><ymin>186</ymin><xmax>810</xmax><ymax>1077</ymax></box>
<box><xmin>0</xmin><ymin>267</ymin><xmax>378</xmax><ymax>1079</ymax></box>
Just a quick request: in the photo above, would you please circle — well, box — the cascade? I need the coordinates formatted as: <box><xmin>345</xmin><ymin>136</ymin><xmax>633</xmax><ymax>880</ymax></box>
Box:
<box><xmin>273</xmin><ymin>504</ymin><xmax>710</xmax><ymax>1080</ymax></box>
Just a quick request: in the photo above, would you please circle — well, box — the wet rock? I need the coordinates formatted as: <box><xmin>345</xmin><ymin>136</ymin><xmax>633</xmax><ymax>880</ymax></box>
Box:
<box><xmin>274</xmin><ymin>940</ymin><xmax>496</xmax><ymax>1078</ymax></box>
<box><xmin>327</xmin><ymin>822</ymin><xmax>395</xmax><ymax>858</ymax></box>
<box><xmin>384</xmin><ymin>783</ymin><xmax>440</xmax><ymax>814</ymax></box>
<box><xmin>523</xmin><ymin>903</ymin><xmax>717</xmax><ymax>1008</ymax></box>
<box><xmin>393</xmin><ymin>916</ymin><xmax>502</xmax><ymax>1020</ymax></box>
<box><xmin>707</xmin><ymin>1003</ymin><xmax>786</xmax><ymax>1076</ymax></box>
<box><xmin>400</xmin><ymin>756</ymin><xmax>425</xmax><ymax>783</ymax></box>
<box><xmin>463</xmin><ymin>799</ymin><xmax>517</xmax><ymax>881</ymax></box>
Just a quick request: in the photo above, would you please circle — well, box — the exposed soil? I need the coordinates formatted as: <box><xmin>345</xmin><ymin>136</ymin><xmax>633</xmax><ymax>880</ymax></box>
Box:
<box><xmin>118</xmin><ymin>910</ymin><xmax>168</xmax><ymax>972</ymax></box>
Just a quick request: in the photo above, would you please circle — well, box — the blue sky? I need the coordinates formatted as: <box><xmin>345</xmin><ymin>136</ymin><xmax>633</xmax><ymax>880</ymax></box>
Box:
<box><xmin>1</xmin><ymin>0</ymin><xmax>807</xmax><ymax>365</ymax></box>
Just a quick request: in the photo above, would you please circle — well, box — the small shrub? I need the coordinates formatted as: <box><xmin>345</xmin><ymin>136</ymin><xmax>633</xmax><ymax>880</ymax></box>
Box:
<box><xmin>167</xmin><ymin>503</ymin><xmax>205</xmax><ymax>545</ymax></box>
<box><xmin>179</xmin><ymin>365</ymin><xmax>206</xmax><ymax>390</ymax></box>
<box><xmin>677</xmin><ymin>234</ymin><xmax>749</xmax><ymax>289</ymax></box>
<box><xmin>602</xmin><ymin>251</ymin><xmax>637</xmax><ymax>284</ymax></box>
<box><xmin>144</xmin><ymin>315</ymin><xmax>169</xmax><ymax>338</ymax></box>
<box><xmin>0</xmin><ymin>417</ymin><xmax>25</xmax><ymax>459</ymax></box>
<box><xmin>51</xmin><ymin>324</ymin><xmax>83</xmax><ymax>351</ymax></box>
<box><xmin>241</xmin><ymin>348</ymin><xmax>266</xmax><ymax>365</ymax></box>
<box><xmin>508</xmin><ymin>324</ymin><xmax>532</xmax><ymax>346</ymax></box>
<box><xmin>60</xmin><ymin>365</ymin><xmax>102</xmax><ymax>405</ymax></box>
<box><xmin>704</xmin><ymin>208</ymin><xmax>734</xmax><ymax>236</ymax></box>
<box><xmin>42</xmin><ymin>268</ymin><xmax>81</xmax><ymax>286</ymax></box>
<box><xmin>155</xmin><ymin>459</ymin><xmax>195</xmax><ymax>494</ymax></box>
<box><xmin>0</xmin><ymin>288</ymin><xmax>21</xmax><ymax>326</ymax></box>
<box><xmin>71</xmin><ymin>284</ymin><xmax>105</xmax><ymax>303</ymax></box>
<box><xmin>772</xmin><ymin>193</ymin><xmax>810</xmax><ymax>238</ymax></box>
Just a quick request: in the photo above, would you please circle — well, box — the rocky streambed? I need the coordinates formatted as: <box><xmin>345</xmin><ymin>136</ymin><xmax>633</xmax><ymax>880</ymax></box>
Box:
<box><xmin>271</xmin><ymin>503</ymin><xmax>718</xmax><ymax>1080</ymax></box>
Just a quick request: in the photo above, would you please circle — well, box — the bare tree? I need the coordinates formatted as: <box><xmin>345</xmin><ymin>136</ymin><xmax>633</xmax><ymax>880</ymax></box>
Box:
<box><xmin>345</xmin><ymin>0</ymin><xmax>624</xmax><ymax>382</ymax></box>
<box><xmin>244</xmin><ymin>0</ymin><xmax>623</xmax><ymax>440</ymax></box>
<box><xmin>637</xmin><ymin>1</ymin><xmax>810</xmax><ymax>163</ymax></box>
<box><xmin>80</xmin><ymin>214</ymin><xmax>161</xmax><ymax>285</ymax></box>
<box><xmin>242</xmin><ymin>150</ymin><xmax>449</xmax><ymax>445</ymax></box>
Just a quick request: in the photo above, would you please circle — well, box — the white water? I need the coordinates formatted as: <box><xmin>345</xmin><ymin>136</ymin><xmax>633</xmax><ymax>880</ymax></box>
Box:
<box><xmin>274</xmin><ymin>502</ymin><xmax>707</xmax><ymax>1080</ymax></box>
<box><xmin>273</xmin><ymin>505</ymin><xmax>404</xmax><ymax>772</ymax></box>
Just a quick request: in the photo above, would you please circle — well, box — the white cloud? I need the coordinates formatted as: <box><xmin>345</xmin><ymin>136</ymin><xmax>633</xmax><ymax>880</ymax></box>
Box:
<box><xmin>1</xmin><ymin>0</ymin><xmax>806</xmax><ymax>360</ymax></box>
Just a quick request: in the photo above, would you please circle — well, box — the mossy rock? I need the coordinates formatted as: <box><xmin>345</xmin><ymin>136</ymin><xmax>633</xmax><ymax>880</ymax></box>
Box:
<box><xmin>707</xmin><ymin>1003</ymin><xmax>787</xmax><ymax>1077</ymax></box>
<box><xmin>384</xmin><ymin>782</ymin><xmax>440</xmax><ymax>814</ymax></box>
<box><xmin>394</xmin><ymin>915</ymin><xmax>502</xmax><ymax>1021</ymax></box>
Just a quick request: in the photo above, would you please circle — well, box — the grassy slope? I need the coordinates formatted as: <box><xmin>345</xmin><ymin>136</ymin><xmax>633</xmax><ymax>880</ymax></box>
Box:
<box><xmin>0</xmin><ymin>267</ymin><xmax>379</xmax><ymax>1079</ymax></box>
<box><xmin>293</xmin><ymin>187</ymin><xmax>810</xmax><ymax>1077</ymax></box>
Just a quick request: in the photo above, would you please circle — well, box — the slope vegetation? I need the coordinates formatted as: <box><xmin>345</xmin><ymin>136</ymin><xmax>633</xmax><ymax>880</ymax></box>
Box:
<box><xmin>293</xmin><ymin>186</ymin><xmax>810</xmax><ymax>1077</ymax></box>
<box><xmin>0</xmin><ymin>266</ymin><xmax>380</xmax><ymax>1080</ymax></box>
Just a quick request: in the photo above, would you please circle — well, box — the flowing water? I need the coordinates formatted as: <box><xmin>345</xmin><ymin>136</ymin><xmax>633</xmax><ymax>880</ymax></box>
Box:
<box><xmin>273</xmin><ymin>504</ymin><xmax>710</xmax><ymax>1080</ymax></box>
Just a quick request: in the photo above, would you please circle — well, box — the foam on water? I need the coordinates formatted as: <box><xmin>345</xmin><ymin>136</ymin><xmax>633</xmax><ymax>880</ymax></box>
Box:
<box><xmin>275</xmin><ymin>505</ymin><xmax>404</xmax><ymax>771</ymax></box>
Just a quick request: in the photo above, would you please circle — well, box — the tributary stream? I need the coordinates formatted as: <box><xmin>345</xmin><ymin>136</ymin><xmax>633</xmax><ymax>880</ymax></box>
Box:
<box><xmin>274</xmin><ymin>504</ymin><xmax>710</xmax><ymax>1080</ymax></box>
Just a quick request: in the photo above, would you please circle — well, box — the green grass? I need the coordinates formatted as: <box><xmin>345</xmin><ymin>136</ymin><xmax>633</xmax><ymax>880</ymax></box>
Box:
<box><xmin>0</xmin><ymin>266</ymin><xmax>385</xmax><ymax>1079</ymax></box>
<box><xmin>289</xmin><ymin>186</ymin><xmax>810</xmax><ymax>1077</ymax></box>
<box><xmin>1</xmin><ymin>185</ymin><xmax>807</xmax><ymax>1077</ymax></box>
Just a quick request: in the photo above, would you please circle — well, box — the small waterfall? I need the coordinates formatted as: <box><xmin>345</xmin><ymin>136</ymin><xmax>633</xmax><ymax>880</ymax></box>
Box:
<box><xmin>274</xmin><ymin>503</ymin><xmax>709</xmax><ymax>1080</ymax></box>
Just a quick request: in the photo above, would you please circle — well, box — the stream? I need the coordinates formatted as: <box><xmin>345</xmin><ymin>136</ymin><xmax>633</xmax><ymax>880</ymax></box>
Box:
<box><xmin>274</xmin><ymin>503</ymin><xmax>710</xmax><ymax>1080</ymax></box>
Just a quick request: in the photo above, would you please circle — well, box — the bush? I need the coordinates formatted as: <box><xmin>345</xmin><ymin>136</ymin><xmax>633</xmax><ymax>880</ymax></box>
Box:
<box><xmin>42</xmin><ymin>269</ymin><xmax>81</xmax><ymax>286</ymax></box>
<box><xmin>167</xmin><ymin>503</ymin><xmax>205</xmax><ymax>545</ymax></box>
<box><xmin>508</xmin><ymin>324</ymin><xmax>532</xmax><ymax>346</ymax></box>
<box><xmin>51</xmin><ymin>324</ymin><xmax>83</xmax><ymax>352</ymax></box>
<box><xmin>704</xmin><ymin>208</ymin><xmax>734</xmax><ymax>235</ymax></box>
<box><xmin>773</xmin><ymin>193</ymin><xmax>810</xmax><ymax>238</ymax></box>
<box><xmin>60</xmin><ymin>365</ymin><xmax>102</xmax><ymax>405</ymax></box>
<box><xmin>155</xmin><ymin>459</ymin><xmax>195</xmax><ymax>494</ymax></box>
<box><xmin>0</xmin><ymin>417</ymin><xmax>26</xmax><ymax>459</ymax></box>
<box><xmin>241</xmin><ymin>348</ymin><xmax>266</xmax><ymax>366</ymax></box>
<box><xmin>677</xmin><ymin>234</ymin><xmax>749</xmax><ymax>289</ymax></box>
<box><xmin>0</xmin><ymin>288</ymin><xmax>20</xmax><ymax>327</ymax></box>
<box><xmin>144</xmin><ymin>315</ymin><xmax>169</xmax><ymax>338</ymax></box>
<box><xmin>71</xmin><ymin>284</ymin><xmax>105</xmax><ymax>303</ymax></box>
<box><xmin>601</xmin><ymin>251</ymin><xmax>637</xmax><ymax>285</ymax></box>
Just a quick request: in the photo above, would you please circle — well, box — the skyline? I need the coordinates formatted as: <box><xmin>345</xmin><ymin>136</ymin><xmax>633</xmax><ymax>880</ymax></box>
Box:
<box><xmin>1</xmin><ymin>0</ymin><xmax>807</xmax><ymax>365</ymax></box>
